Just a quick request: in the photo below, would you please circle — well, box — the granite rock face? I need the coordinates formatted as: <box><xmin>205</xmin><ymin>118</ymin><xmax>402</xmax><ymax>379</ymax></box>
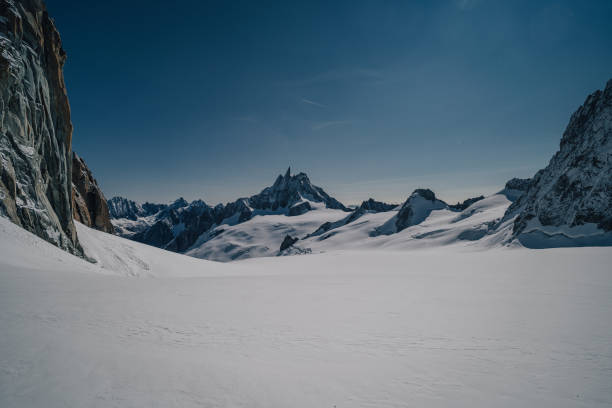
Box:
<box><xmin>71</xmin><ymin>152</ymin><xmax>113</xmax><ymax>233</ymax></box>
<box><xmin>0</xmin><ymin>0</ymin><xmax>80</xmax><ymax>254</ymax></box>
<box><xmin>504</xmin><ymin>79</ymin><xmax>612</xmax><ymax>243</ymax></box>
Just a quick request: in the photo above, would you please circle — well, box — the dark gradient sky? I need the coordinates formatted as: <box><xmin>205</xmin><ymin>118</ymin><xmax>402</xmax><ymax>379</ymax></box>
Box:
<box><xmin>47</xmin><ymin>0</ymin><xmax>612</xmax><ymax>205</ymax></box>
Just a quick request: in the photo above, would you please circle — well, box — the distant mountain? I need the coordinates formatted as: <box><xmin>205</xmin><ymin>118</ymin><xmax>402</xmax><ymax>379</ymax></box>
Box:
<box><xmin>307</xmin><ymin>198</ymin><xmax>397</xmax><ymax>239</ymax></box>
<box><xmin>248</xmin><ymin>167</ymin><xmax>349</xmax><ymax>213</ymax></box>
<box><xmin>372</xmin><ymin>189</ymin><xmax>448</xmax><ymax>236</ymax></box>
<box><xmin>109</xmin><ymin>168</ymin><xmax>349</xmax><ymax>253</ymax></box>
<box><xmin>502</xmin><ymin>79</ymin><xmax>612</xmax><ymax>247</ymax></box>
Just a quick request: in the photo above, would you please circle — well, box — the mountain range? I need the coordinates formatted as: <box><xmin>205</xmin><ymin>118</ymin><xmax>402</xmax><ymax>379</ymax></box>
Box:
<box><xmin>1</xmin><ymin>0</ymin><xmax>611</xmax><ymax>263</ymax></box>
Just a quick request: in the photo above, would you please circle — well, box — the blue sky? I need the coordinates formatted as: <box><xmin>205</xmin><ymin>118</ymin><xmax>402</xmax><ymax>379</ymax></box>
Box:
<box><xmin>48</xmin><ymin>0</ymin><xmax>612</xmax><ymax>205</ymax></box>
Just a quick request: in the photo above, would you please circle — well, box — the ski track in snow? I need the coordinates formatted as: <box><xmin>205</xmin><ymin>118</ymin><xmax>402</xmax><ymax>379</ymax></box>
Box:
<box><xmin>1</xmin><ymin>216</ymin><xmax>612</xmax><ymax>407</ymax></box>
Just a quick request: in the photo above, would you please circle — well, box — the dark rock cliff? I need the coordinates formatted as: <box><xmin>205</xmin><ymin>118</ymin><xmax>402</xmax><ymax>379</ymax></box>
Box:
<box><xmin>71</xmin><ymin>152</ymin><xmax>113</xmax><ymax>233</ymax></box>
<box><xmin>504</xmin><ymin>79</ymin><xmax>612</xmax><ymax>241</ymax></box>
<box><xmin>0</xmin><ymin>0</ymin><xmax>80</xmax><ymax>254</ymax></box>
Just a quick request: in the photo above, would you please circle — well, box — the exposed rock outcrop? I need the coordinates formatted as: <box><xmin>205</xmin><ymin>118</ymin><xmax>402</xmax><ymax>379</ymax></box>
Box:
<box><xmin>71</xmin><ymin>152</ymin><xmax>113</xmax><ymax>233</ymax></box>
<box><xmin>288</xmin><ymin>201</ymin><xmax>311</xmax><ymax>216</ymax></box>
<box><xmin>358</xmin><ymin>198</ymin><xmax>397</xmax><ymax>212</ymax></box>
<box><xmin>449</xmin><ymin>196</ymin><xmax>485</xmax><ymax>211</ymax></box>
<box><xmin>280</xmin><ymin>234</ymin><xmax>298</xmax><ymax>251</ymax></box>
<box><xmin>503</xmin><ymin>79</ymin><xmax>612</xmax><ymax>246</ymax></box>
<box><xmin>504</xmin><ymin>178</ymin><xmax>531</xmax><ymax>192</ymax></box>
<box><xmin>0</xmin><ymin>0</ymin><xmax>81</xmax><ymax>254</ymax></box>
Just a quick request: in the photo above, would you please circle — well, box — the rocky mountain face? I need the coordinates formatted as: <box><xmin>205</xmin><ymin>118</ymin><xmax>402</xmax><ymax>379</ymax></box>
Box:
<box><xmin>0</xmin><ymin>0</ymin><xmax>81</xmax><ymax>254</ymax></box>
<box><xmin>107</xmin><ymin>196</ymin><xmax>166</xmax><ymax>221</ymax></box>
<box><xmin>395</xmin><ymin>189</ymin><xmax>448</xmax><ymax>233</ymax></box>
<box><xmin>71</xmin><ymin>152</ymin><xmax>113</xmax><ymax>233</ymax></box>
<box><xmin>503</xmin><ymin>79</ymin><xmax>612</xmax><ymax>246</ymax></box>
<box><xmin>109</xmin><ymin>168</ymin><xmax>349</xmax><ymax>252</ymax></box>
<box><xmin>248</xmin><ymin>167</ymin><xmax>348</xmax><ymax>212</ymax></box>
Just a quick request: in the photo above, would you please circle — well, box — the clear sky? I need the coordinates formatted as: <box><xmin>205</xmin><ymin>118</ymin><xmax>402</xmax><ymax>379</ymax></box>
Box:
<box><xmin>47</xmin><ymin>0</ymin><xmax>612</xmax><ymax>205</ymax></box>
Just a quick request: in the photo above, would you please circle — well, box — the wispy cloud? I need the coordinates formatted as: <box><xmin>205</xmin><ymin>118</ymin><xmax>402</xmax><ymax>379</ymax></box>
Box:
<box><xmin>301</xmin><ymin>98</ymin><xmax>327</xmax><ymax>108</ymax></box>
<box><xmin>312</xmin><ymin>120</ymin><xmax>352</xmax><ymax>131</ymax></box>
<box><xmin>280</xmin><ymin>68</ymin><xmax>385</xmax><ymax>87</ymax></box>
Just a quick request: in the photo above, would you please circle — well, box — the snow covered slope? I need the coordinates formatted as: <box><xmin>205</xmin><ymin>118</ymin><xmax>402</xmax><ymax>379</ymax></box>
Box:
<box><xmin>186</xmin><ymin>191</ymin><xmax>515</xmax><ymax>260</ymax></box>
<box><xmin>0</xmin><ymin>216</ymin><xmax>229</xmax><ymax>278</ymax></box>
<box><xmin>185</xmin><ymin>202</ymin><xmax>348</xmax><ymax>261</ymax></box>
<box><xmin>1</xmin><ymin>215</ymin><xmax>612</xmax><ymax>407</ymax></box>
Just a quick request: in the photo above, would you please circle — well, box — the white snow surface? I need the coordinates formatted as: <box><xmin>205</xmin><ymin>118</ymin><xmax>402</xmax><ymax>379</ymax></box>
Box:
<box><xmin>1</xmin><ymin>215</ymin><xmax>612</xmax><ymax>407</ymax></box>
<box><xmin>186</xmin><ymin>202</ymin><xmax>349</xmax><ymax>261</ymax></box>
<box><xmin>188</xmin><ymin>193</ymin><xmax>515</xmax><ymax>261</ymax></box>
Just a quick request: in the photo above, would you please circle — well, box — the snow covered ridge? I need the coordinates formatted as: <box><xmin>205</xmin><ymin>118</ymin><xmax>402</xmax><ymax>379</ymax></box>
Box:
<box><xmin>111</xmin><ymin>174</ymin><xmax>513</xmax><ymax>262</ymax></box>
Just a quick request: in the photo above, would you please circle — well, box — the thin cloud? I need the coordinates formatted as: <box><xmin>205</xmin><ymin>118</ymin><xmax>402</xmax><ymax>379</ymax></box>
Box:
<box><xmin>301</xmin><ymin>98</ymin><xmax>327</xmax><ymax>108</ymax></box>
<box><xmin>281</xmin><ymin>68</ymin><xmax>385</xmax><ymax>87</ymax></box>
<box><xmin>312</xmin><ymin>120</ymin><xmax>352</xmax><ymax>131</ymax></box>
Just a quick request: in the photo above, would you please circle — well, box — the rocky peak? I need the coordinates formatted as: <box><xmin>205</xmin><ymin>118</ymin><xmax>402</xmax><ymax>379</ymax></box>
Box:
<box><xmin>108</xmin><ymin>197</ymin><xmax>144</xmax><ymax>220</ymax></box>
<box><xmin>358</xmin><ymin>198</ymin><xmax>397</xmax><ymax>212</ymax></box>
<box><xmin>170</xmin><ymin>197</ymin><xmax>188</xmax><ymax>209</ymax></box>
<box><xmin>503</xmin><ymin>79</ymin><xmax>612</xmax><ymax>246</ymax></box>
<box><xmin>71</xmin><ymin>152</ymin><xmax>113</xmax><ymax>233</ymax></box>
<box><xmin>0</xmin><ymin>0</ymin><xmax>81</xmax><ymax>254</ymax></box>
<box><xmin>395</xmin><ymin>189</ymin><xmax>447</xmax><ymax>232</ymax></box>
<box><xmin>250</xmin><ymin>168</ymin><xmax>348</xmax><ymax>212</ymax></box>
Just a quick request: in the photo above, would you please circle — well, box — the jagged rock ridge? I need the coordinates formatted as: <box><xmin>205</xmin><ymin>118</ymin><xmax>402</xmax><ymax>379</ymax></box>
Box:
<box><xmin>0</xmin><ymin>0</ymin><xmax>81</xmax><ymax>254</ymax></box>
<box><xmin>248</xmin><ymin>167</ymin><xmax>348</xmax><ymax>212</ymax></box>
<box><xmin>503</xmin><ymin>79</ymin><xmax>612</xmax><ymax>246</ymax></box>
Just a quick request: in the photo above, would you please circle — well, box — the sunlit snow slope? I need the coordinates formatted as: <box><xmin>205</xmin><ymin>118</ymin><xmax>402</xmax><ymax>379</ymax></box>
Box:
<box><xmin>1</xmin><ymin>216</ymin><xmax>612</xmax><ymax>407</ymax></box>
<box><xmin>187</xmin><ymin>192</ymin><xmax>516</xmax><ymax>261</ymax></box>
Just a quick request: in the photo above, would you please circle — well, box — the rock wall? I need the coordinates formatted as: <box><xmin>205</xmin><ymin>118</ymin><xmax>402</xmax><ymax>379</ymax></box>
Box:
<box><xmin>0</xmin><ymin>0</ymin><xmax>81</xmax><ymax>254</ymax></box>
<box><xmin>504</xmin><ymin>79</ymin><xmax>612</xmax><ymax>244</ymax></box>
<box><xmin>72</xmin><ymin>152</ymin><xmax>113</xmax><ymax>233</ymax></box>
